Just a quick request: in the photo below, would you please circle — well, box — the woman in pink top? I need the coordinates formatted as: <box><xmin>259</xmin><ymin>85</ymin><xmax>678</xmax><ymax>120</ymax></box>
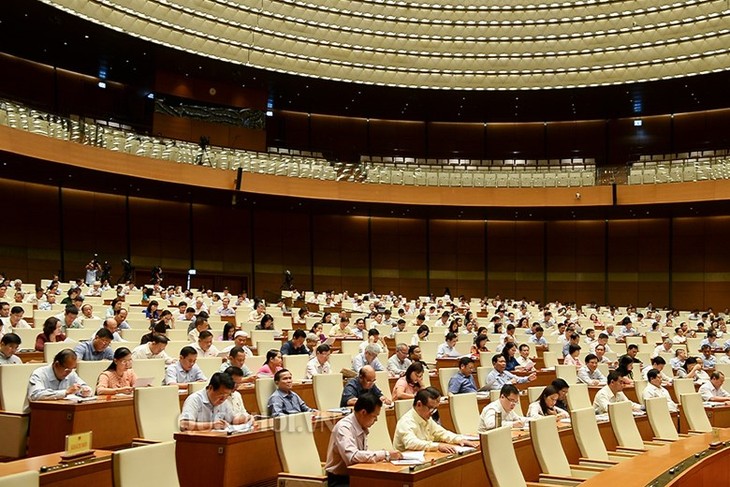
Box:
<box><xmin>96</xmin><ymin>347</ymin><xmax>138</xmax><ymax>395</ymax></box>
<box><xmin>563</xmin><ymin>344</ymin><xmax>583</xmax><ymax>367</ymax></box>
<box><xmin>257</xmin><ymin>349</ymin><xmax>283</xmax><ymax>377</ymax></box>
<box><xmin>392</xmin><ymin>362</ymin><xmax>425</xmax><ymax>400</ymax></box>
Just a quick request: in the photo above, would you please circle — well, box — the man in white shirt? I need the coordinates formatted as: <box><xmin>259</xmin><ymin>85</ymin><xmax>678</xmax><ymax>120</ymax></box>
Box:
<box><xmin>306</xmin><ymin>344</ymin><xmax>332</xmax><ymax>379</ymax></box>
<box><xmin>643</xmin><ymin>369</ymin><xmax>678</xmax><ymax>412</ymax></box>
<box><xmin>352</xmin><ymin>345</ymin><xmax>384</xmax><ymax>373</ymax></box>
<box><xmin>478</xmin><ymin>384</ymin><xmax>526</xmax><ymax>432</ymax></box>
<box><xmin>0</xmin><ymin>333</ymin><xmax>22</xmax><ymax>365</ymax></box>
<box><xmin>131</xmin><ymin>334</ymin><xmax>174</xmax><ymax>364</ymax></box>
<box><xmin>589</xmin><ymin>333</ymin><xmax>614</xmax><ymax>354</ymax></box>
<box><xmin>393</xmin><ymin>387</ymin><xmax>478</xmax><ymax>452</ymax></box>
<box><xmin>436</xmin><ymin>333</ymin><xmax>461</xmax><ymax>359</ymax></box>
<box><xmin>194</xmin><ymin>330</ymin><xmax>220</xmax><ymax>358</ymax></box>
<box><xmin>216</xmin><ymin>297</ymin><xmax>236</xmax><ymax>317</ymax></box>
<box><xmin>515</xmin><ymin>344</ymin><xmax>536</xmax><ymax>372</ymax></box>
<box><xmin>387</xmin><ymin>343</ymin><xmax>411</xmax><ymax>377</ymax></box>
<box><xmin>651</xmin><ymin>339</ymin><xmax>674</xmax><ymax>359</ymax></box>
<box><xmin>593</xmin><ymin>371</ymin><xmax>643</xmax><ymax>414</ymax></box>
<box><xmin>577</xmin><ymin>354</ymin><xmax>607</xmax><ymax>386</ymax></box>
<box><xmin>698</xmin><ymin>371</ymin><xmax>730</xmax><ymax>404</ymax></box>
<box><xmin>529</xmin><ymin>326</ymin><xmax>548</xmax><ymax>347</ymax></box>
<box><xmin>641</xmin><ymin>356</ymin><xmax>673</xmax><ymax>385</ymax></box>
<box><xmin>325</xmin><ymin>393</ymin><xmax>401</xmax><ymax>486</ymax></box>
<box><xmin>179</xmin><ymin>372</ymin><xmax>249</xmax><ymax>431</ymax></box>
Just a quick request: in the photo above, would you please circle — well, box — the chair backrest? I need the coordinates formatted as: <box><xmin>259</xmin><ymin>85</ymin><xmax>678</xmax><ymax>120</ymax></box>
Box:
<box><xmin>328</xmin><ymin>353</ymin><xmax>353</xmax><ymax>375</ymax></box>
<box><xmin>340</xmin><ymin>340</ymin><xmax>364</xmax><ymax>356</ymax></box>
<box><xmin>9</xmin><ymin>328</ymin><xmax>36</xmax><ymax>347</ymax></box>
<box><xmin>679</xmin><ymin>392</ymin><xmax>712</xmax><ymax>433</ymax></box>
<box><xmin>449</xmin><ymin>392</ymin><xmax>480</xmax><ymax>435</ymax></box>
<box><xmin>131</xmin><ymin>359</ymin><xmax>166</xmax><ymax>387</ymax></box>
<box><xmin>644</xmin><ymin>396</ymin><xmax>679</xmax><ymax>440</ymax></box>
<box><xmin>195</xmin><ymin>357</ymin><xmax>223</xmax><ymax>379</ymax></box>
<box><xmin>419</xmin><ymin>341</ymin><xmax>439</xmax><ymax>364</ymax></box>
<box><xmin>480</xmin><ymin>425</ymin><xmax>527</xmax><ymax>487</ymax></box>
<box><xmin>555</xmin><ymin>364</ymin><xmax>577</xmax><ymax>384</ymax></box>
<box><xmin>395</xmin><ymin>399</ymin><xmax>413</xmax><ymax>420</ymax></box>
<box><xmin>0</xmin><ymin>363</ymin><xmax>46</xmax><ymax>413</ymax></box>
<box><xmin>282</xmin><ymin>354</ymin><xmax>309</xmax><ymax>382</ymax></box>
<box><xmin>634</xmin><ymin>379</ymin><xmax>648</xmax><ymax>406</ymax></box>
<box><xmin>438</xmin><ymin>367</ymin><xmax>459</xmax><ymax>396</ymax></box>
<box><xmin>43</xmin><ymin>340</ymin><xmax>76</xmax><ymax>363</ymax></box>
<box><xmin>527</xmin><ymin>386</ymin><xmax>545</xmax><ymax>403</ymax></box>
<box><xmin>112</xmin><ymin>441</ymin><xmax>180</xmax><ymax>487</ymax></box>
<box><xmin>250</xmin><ymin>330</ymin><xmax>277</xmax><ymax>348</ymax></box>
<box><xmin>597</xmin><ymin>363</ymin><xmax>610</xmax><ymax>377</ymax></box>
<box><xmin>274</xmin><ymin>412</ymin><xmax>324</xmax><ymax>476</ymax></box>
<box><xmin>256</xmin><ymin>340</ymin><xmax>281</xmax><ymax>357</ymax></box>
<box><xmin>188</xmin><ymin>382</ymin><xmax>206</xmax><ymax>394</ymax></box>
<box><xmin>672</xmin><ymin>378</ymin><xmax>696</xmax><ymax>400</ymax></box>
<box><xmin>565</xmin><ymin>383</ymin><xmax>591</xmax><ymax>411</ymax></box>
<box><xmin>256</xmin><ymin>377</ymin><xmax>276</xmax><ymax>415</ymax></box>
<box><xmin>134</xmin><ymin>386</ymin><xmax>181</xmax><ymax>441</ymax></box>
<box><xmin>476</xmin><ymin>366</ymin><xmax>493</xmax><ymax>388</ymax></box>
<box><xmin>624</xmin><ymin>336</ymin><xmax>643</xmax><ymax>347</ymax></box>
<box><xmin>529</xmin><ymin>415</ymin><xmax>572</xmax><ymax>477</ymax></box>
<box><xmin>608</xmin><ymin>401</ymin><xmax>646</xmax><ymax>449</ymax></box>
<box><xmin>542</xmin><ymin>351</ymin><xmax>559</xmax><ymax>368</ymax></box>
<box><xmin>367</xmin><ymin>407</ymin><xmax>393</xmax><ymax>451</ymax></box>
<box><xmin>312</xmin><ymin>373</ymin><xmax>344</xmax><ymax>410</ymax></box>
<box><xmin>0</xmin><ymin>471</ymin><xmax>40</xmax><ymax>487</ymax></box>
<box><xmin>714</xmin><ymin>363</ymin><xmax>730</xmax><ymax>378</ymax></box>
<box><xmin>375</xmin><ymin>370</ymin><xmax>392</xmax><ymax>400</ymax></box>
<box><xmin>77</xmin><ymin>360</ymin><xmax>112</xmax><ymax>389</ymax></box>
<box><xmin>570</xmin><ymin>407</ymin><xmax>609</xmax><ymax>461</ymax></box>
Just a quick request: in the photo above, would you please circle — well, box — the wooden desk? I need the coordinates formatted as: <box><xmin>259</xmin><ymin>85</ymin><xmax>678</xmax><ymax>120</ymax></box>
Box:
<box><xmin>679</xmin><ymin>404</ymin><xmax>730</xmax><ymax>433</ymax></box>
<box><xmin>17</xmin><ymin>351</ymin><xmax>44</xmax><ymax>363</ymax></box>
<box><xmin>28</xmin><ymin>397</ymin><xmax>138</xmax><ymax>456</ymax></box>
<box><xmin>349</xmin><ymin>450</ymin><xmax>488</xmax><ymax>487</ymax></box>
<box><xmin>580</xmin><ymin>429</ymin><xmax>730</xmax><ymax>486</ymax></box>
<box><xmin>0</xmin><ymin>450</ymin><xmax>112</xmax><ymax>487</ymax></box>
<box><xmin>174</xmin><ymin>413</ymin><xmax>342</xmax><ymax>487</ymax></box>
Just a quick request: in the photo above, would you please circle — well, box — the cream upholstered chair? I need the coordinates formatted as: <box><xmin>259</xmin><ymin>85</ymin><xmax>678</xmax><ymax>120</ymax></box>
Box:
<box><xmin>395</xmin><ymin>399</ymin><xmax>413</xmax><ymax>420</ymax></box>
<box><xmin>195</xmin><ymin>357</ymin><xmax>224</xmax><ymax>379</ymax></box>
<box><xmin>527</xmin><ymin>386</ymin><xmax>545</xmax><ymax>403</ymax></box>
<box><xmin>187</xmin><ymin>382</ymin><xmax>206</xmax><ymax>394</ymax></box>
<box><xmin>529</xmin><ymin>416</ymin><xmax>604</xmax><ymax>482</ymax></box>
<box><xmin>0</xmin><ymin>471</ymin><xmax>39</xmax><ymax>487</ymax></box>
<box><xmin>131</xmin><ymin>359</ymin><xmax>166</xmax><ymax>387</ymax></box>
<box><xmin>43</xmin><ymin>340</ymin><xmax>76</xmax><ymax>363</ymax></box>
<box><xmin>375</xmin><ymin>370</ymin><xmax>392</xmax><ymax>400</ymax></box>
<box><xmin>555</xmin><ymin>365</ymin><xmax>578</xmax><ymax>384</ymax></box>
<box><xmin>328</xmin><ymin>353</ymin><xmax>353</xmax><ymax>375</ymax></box>
<box><xmin>672</xmin><ymin>378</ymin><xmax>696</xmax><ymax>401</ymax></box>
<box><xmin>570</xmin><ymin>407</ymin><xmax>637</xmax><ymax>464</ymax></box>
<box><xmin>449</xmin><ymin>392</ymin><xmax>480</xmax><ymax>435</ymax></box>
<box><xmin>645</xmin><ymin>397</ymin><xmax>684</xmax><ymax>441</ymax></box>
<box><xmin>77</xmin><ymin>360</ymin><xmax>112</xmax><ymax>389</ymax></box>
<box><xmin>542</xmin><ymin>351</ymin><xmax>559</xmax><ymax>368</ymax></box>
<box><xmin>313</xmin><ymin>373</ymin><xmax>344</xmax><ymax>410</ymax></box>
<box><xmin>340</xmin><ymin>340</ymin><xmax>364</xmax><ymax>356</ymax></box>
<box><xmin>0</xmin><ymin>363</ymin><xmax>46</xmax><ymax>458</ymax></box>
<box><xmin>607</xmin><ymin>401</ymin><xmax>666</xmax><ymax>451</ymax></box>
<box><xmin>256</xmin><ymin>377</ymin><xmax>276</xmax><ymax>416</ymax></box>
<box><xmin>367</xmin><ymin>407</ymin><xmax>394</xmax><ymax>451</ymax></box>
<box><xmin>679</xmin><ymin>392</ymin><xmax>712</xmax><ymax>433</ymax></box>
<box><xmin>634</xmin><ymin>380</ymin><xmax>648</xmax><ymax>406</ymax></box>
<box><xmin>481</xmin><ymin>425</ymin><xmax>553</xmax><ymax>487</ymax></box>
<box><xmin>113</xmin><ymin>441</ymin><xmax>180</xmax><ymax>487</ymax></box>
<box><xmin>565</xmin><ymin>383</ymin><xmax>592</xmax><ymax>411</ymax></box>
<box><xmin>283</xmin><ymin>354</ymin><xmax>310</xmax><ymax>382</ymax></box>
<box><xmin>274</xmin><ymin>412</ymin><xmax>327</xmax><ymax>486</ymax></box>
<box><xmin>134</xmin><ymin>386</ymin><xmax>181</xmax><ymax>441</ymax></box>
<box><xmin>419</xmin><ymin>341</ymin><xmax>439</xmax><ymax>364</ymax></box>
<box><xmin>476</xmin><ymin>366</ymin><xmax>493</xmax><ymax>389</ymax></box>
<box><xmin>438</xmin><ymin>367</ymin><xmax>459</xmax><ymax>395</ymax></box>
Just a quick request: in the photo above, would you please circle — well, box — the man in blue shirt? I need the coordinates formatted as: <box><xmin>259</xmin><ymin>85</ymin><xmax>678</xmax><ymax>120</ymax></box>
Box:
<box><xmin>268</xmin><ymin>369</ymin><xmax>316</xmax><ymax>416</ymax></box>
<box><xmin>341</xmin><ymin>365</ymin><xmax>392</xmax><ymax>407</ymax></box>
<box><xmin>280</xmin><ymin>329</ymin><xmax>309</xmax><ymax>355</ymax></box>
<box><xmin>73</xmin><ymin>328</ymin><xmax>114</xmax><ymax>361</ymax></box>
<box><xmin>448</xmin><ymin>356</ymin><xmax>477</xmax><ymax>394</ymax></box>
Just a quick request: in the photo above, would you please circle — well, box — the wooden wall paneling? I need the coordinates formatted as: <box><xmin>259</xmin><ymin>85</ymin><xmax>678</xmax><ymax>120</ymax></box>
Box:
<box><xmin>485</xmin><ymin>122</ymin><xmax>545</xmax><ymax>160</ymax></box>
<box><xmin>309</xmin><ymin>115</ymin><xmax>367</xmax><ymax>161</ymax></box>
<box><xmin>699</xmin><ymin>216</ymin><xmax>730</xmax><ymax>311</ymax></box>
<box><xmin>634</xmin><ymin>219</ymin><xmax>670</xmax><ymax>308</ymax></box>
<box><xmin>486</xmin><ymin>221</ymin><xmax>519</xmax><ymax>299</ymax></box>
<box><xmin>426</xmin><ymin>122</ymin><xmax>484</xmax><ymax>159</ymax></box>
<box><xmin>428</xmin><ymin>220</ymin><xmax>458</xmax><ymax>298</ymax></box>
<box><xmin>0</xmin><ymin>179</ymin><xmax>61</xmax><ymax>283</ymax></box>
<box><xmin>312</xmin><ymin>215</ymin><xmax>368</xmax><ymax>293</ymax></box>
<box><xmin>454</xmin><ymin>221</ymin><xmax>485</xmax><ymax>298</ymax></box>
<box><xmin>269</xmin><ymin>111</ymin><xmax>310</xmax><ymax>149</ymax></box>
<box><xmin>606</xmin><ymin>220</ymin><xmax>641</xmax><ymax>306</ymax></box>
<box><xmin>545</xmin><ymin>221</ymin><xmax>578</xmax><ymax>303</ymax></box>
<box><xmin>371</xmin><ymin>217</ymin><xmax>427</xmax><ymax>297</ymax></box>
<box><xmin>60</xmin><ymin>188</ymin><xmax>128</xmax><ymax>285</ymax></box>
<box><xmin>672</xmin><ymin>109</ymin><xmax>730</xmax><ymax>153</ymax></box>
<box><xmin>152</xmin><ymin>112</ymin><xmax>192</xmax><ymax>142</ymax></box>
<box><xmin>510</xmin><ymin>222</ymin><xmax>545</xmax><ymax>302</ymax></box>
<box><xmin>545</xmin><ymin>120</ymin><xmax>605</xmax><ymax>161</ymax></box>
<box><xmin>367</xmin><ymin>120</ymin><xmax>425</xmax><ymax>156</ymax></box>
<box><xmin>671</xmin><ymin>218</ymin><xmax>706</xmax><ymax>310</ymax></box>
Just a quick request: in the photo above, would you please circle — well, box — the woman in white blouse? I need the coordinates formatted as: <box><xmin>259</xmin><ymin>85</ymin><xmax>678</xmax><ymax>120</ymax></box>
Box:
<box><xmin>527</xmin><ymin>385</ymin><xmax>570</xmax><ymax>421</ymax></box>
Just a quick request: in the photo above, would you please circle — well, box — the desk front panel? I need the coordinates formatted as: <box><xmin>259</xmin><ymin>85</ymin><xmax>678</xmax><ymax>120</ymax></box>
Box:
<box><xmin>0</xmin><ymin>450</ymin><xmax>112</xmax><ymax>487</ymax></box>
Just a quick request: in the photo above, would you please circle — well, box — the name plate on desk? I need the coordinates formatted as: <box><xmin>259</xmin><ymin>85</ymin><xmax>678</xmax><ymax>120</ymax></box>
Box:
<box><xmin>61</xmin><ymin>431</ymin><xmax>94</xmax><ymax>461</ymax></box>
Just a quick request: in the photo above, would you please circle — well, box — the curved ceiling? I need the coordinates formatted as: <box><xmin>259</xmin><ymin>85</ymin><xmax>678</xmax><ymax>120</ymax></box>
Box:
<box><xmin>39</xmin><ymin>0</ymin><xmax>730</xmax><ymax>90</ymax></box>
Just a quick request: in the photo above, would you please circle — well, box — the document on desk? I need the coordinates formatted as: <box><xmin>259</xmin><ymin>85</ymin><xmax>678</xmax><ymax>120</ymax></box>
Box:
<box><xmin>214</xmin><ymin>423</ymin><xmax>254</xmax><ymax>434</ymax></box>
<box><xmin>391</xmin><ymin>451</ymin><xmax>425</xmax><ymax>465</ymax></box>
<box><xmin>453</xmin><ymin>445</ymin><xmax>476</xmax><ymax>454</ymax></box>
<box><xmin>65</xmin><ymin>395</ymin><xmax>98</xmax><ymax>403</ymax></box>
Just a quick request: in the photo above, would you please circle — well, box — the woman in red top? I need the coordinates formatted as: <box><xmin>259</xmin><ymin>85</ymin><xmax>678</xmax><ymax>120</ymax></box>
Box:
<box><xmin>34</xmin><ymin>317</ymin><xmax>67</xmax><ymax>351</ymax></box>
